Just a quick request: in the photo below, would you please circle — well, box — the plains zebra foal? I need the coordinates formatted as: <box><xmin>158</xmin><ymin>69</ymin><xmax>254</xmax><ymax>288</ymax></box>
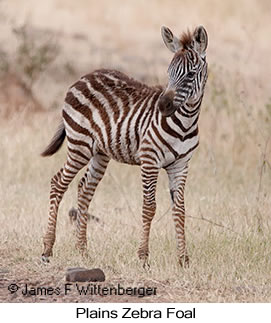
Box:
<box><xmin>41</xmin><ymin>25</ymin><xmax>208</xmax><ymax>267</ymax></box>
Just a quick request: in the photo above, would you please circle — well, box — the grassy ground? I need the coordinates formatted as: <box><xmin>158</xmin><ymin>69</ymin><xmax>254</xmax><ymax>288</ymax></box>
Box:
<box><xmin>0</xmin><ymin>0</ymin><xmax>270</xmax><ymax>302</ymax></box>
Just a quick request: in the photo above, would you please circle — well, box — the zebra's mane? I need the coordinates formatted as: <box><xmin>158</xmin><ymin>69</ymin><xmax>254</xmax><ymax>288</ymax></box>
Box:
<box><xmin>179</xmin><ymin>29</ymin><xmax>194</xmax><ymax>49</ymax></box>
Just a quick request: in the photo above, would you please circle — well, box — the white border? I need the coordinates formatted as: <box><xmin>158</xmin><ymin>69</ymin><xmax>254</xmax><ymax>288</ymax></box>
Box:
<box><xmin>1</xmin><ymin>303</ymin><xmax>270</xmax><ymax>323</ymax></box>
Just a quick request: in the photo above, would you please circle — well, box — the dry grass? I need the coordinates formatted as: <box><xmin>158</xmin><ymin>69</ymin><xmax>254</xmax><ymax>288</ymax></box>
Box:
<box><xmin>0</xmin><ymin>0</ymin><xmax>271</xmax><ymax>302</ymax></box>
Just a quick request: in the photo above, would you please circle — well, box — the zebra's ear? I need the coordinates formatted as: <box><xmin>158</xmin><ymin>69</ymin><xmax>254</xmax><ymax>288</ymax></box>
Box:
<box><xmin>161</xmin><ymin>26</ymin><xmax>182</xmax><ymax>53</ymax></box>
<box><xmin>193</xmin><ymin>26</ymin><xmax>208</xmax><ymax>56</ymax></box>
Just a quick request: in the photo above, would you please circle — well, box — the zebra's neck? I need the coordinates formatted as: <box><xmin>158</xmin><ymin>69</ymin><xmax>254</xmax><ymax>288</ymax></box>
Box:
<box><xmin>158</xmin><ymin>93</ymin><xmax>202</xmax><ymax>136</ymax></box>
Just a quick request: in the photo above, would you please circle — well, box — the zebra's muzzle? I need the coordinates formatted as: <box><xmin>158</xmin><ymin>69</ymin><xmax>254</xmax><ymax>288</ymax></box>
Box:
<box><xmin>158</xmin><ymin>91</ymin><xmax>177</xmax><ymax>117</ymax></box>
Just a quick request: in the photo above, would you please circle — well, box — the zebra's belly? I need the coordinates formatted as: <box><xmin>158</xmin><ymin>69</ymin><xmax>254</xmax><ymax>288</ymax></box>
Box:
<box><xmin>110</xmin><ymin>154</ymin><xmax>140</xmax><ymax>166</ymax></box>
<box><xmin>100</xmin><ymin>135</ymin><xmax>199</xmax><ymax>168</ymax></box>
<box><xmin>98</xmin><ymin>137</ymin><xmax>141</xmax><ymax>166</ymax></box>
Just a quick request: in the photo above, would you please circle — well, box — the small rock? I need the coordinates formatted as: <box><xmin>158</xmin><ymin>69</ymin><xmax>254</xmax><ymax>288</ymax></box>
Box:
<box><xmin>67</xmin><ymin>267</ymin><xmax>86</xmax><ymax>272</ymax></box>
<box><xmin>66</xmin><ymin>267</ymin><xmax>105</xmax><ymax>282</ymax></box>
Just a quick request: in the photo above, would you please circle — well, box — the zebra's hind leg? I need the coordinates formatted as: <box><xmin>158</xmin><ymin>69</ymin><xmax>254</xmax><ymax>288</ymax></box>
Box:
<box><xmin>137</xmin><ymin>164</ymin><xmax>159</xmax><ymax>268</ymax></box>
<box><xmin>42</xmin><ymin>153</ymin><xmax>88</xmax><ymax>263</ymax></box>
<box><xmin>76</xmin><ymin>153</ymin><xmax>110</xmax><ymax>256</ymax></box>
<box><xmin>166</xmin><ymin>164</ymin><xmax>189</xmax><ymax>267</ymax></box>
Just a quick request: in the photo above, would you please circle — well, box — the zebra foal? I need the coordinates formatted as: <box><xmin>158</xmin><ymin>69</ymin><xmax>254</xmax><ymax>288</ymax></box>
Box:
<box><xmin>41</xmin><ymin>25</ymin><xmax>208</xmax><ymax>267</ymax></box>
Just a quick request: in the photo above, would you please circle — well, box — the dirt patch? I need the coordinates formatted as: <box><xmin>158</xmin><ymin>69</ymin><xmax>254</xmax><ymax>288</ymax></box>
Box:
<box><xmin>0</xmin><ymin>261</ymin><xmax>265</xmax><ymax>303</ymax></box>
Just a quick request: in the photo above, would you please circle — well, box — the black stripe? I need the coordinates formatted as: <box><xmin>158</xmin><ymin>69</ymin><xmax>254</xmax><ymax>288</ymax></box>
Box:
<box><xmin>164</xmin><ymin>141</ymin><xmax>199</xmax><ymax>168</ymax></box>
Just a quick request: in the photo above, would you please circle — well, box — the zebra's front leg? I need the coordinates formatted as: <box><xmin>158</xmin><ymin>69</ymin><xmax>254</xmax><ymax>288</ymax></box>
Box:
<box><xmin>137</xmin><ymin>164</ymin><xmax>159</xmax><ymax>267</ymax></box>
<box><xmin>76</xmin><ymin>153</ymin><xmax>109</xmax><ymax>256</ymax></box>
<box><xmin>166</xmin><ymin>164</ymin><xmax>189</xmax><ymax>267</ymax></box>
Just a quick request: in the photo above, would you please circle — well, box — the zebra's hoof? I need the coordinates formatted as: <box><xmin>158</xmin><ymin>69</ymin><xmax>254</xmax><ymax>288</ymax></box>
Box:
<box><xmin>41</xmin><ymin>255</ymin><xmax>50</xmax><ymax>264</ymax></box>
<box><xmin>179</xmin><ymin>255</ymin><xmax>189</xmax><ymax>268</ymax></box>
<box><xmin>143</xmin><ymin>260</ymin><xmax>151</xmax><ymax>271</ymax></box>
<box><xmin>137</xmin><ymin>250</ymin><xmax>150</xmax><ymax>270</ymax></box>
<box><xmin>75</xmin><ymin>243</ymin><xmax>89</xmax><ymax>260</ymax></box>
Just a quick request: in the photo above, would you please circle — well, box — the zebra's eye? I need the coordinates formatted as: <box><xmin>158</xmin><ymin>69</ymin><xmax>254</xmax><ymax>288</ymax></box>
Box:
<box><xmin>186</xmin><ymin>71</ymin><xmax>196</xmax><ymax>78</ymax></box>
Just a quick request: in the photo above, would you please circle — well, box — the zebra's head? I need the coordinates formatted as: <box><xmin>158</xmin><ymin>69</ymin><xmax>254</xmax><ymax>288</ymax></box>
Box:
<box><xmin>159</xmin><ymin>26</ymin><xmax>208</xmax><ymax>117</ymax></box>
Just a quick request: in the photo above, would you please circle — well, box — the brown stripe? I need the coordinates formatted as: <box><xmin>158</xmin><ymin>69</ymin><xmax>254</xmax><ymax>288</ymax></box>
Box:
<box><xmin>161</xmin><ymin>117</ymin><xmax>199</xmax><ymax>141</ymax></box>
<box><xmin>152</xmin><ymin>122</ymin><xmax>179</xmax><ymax>158</ymax></box>
<box><xmin>179</xmin><ymin>105</ymin><xmax>199</xmax><ymax>117</ymax></box>
<box><xmin>161</xmin><ymin>117</ymin><xmax>179</xmax><ymax>138</ymax></box>
<box><xmin>183</xmin><ymin>126</ymin><xmax>198</xmax><ymax>140</ymax></box>
<box><xmin>140</xmin><ymin>146</ymin><xmax>160</xmax><ymax>162</ymax></box>
<box><xmin>67</xmin><ymin>135</ymin><xmax>93</xmax><ymax>155</ymax></box>
<box><xmin>66</xmin><ymin>160</ymin><xmax>82</xmax><ymax>173</ymax></box>
<box><xmin>91</xmin><ymin>165</ymin><xmax>106</xmax><ymax>176</ymax></box>
<box><xmin>63</xmin><ymin>109</ymin><xmax>91</xmax><ymax>138</ymax></box>
<box><xmin>141</xmin><ymin>164</ymin><xmax>160</xmax><ymax>171</ymax></box>
<box><xmin>68</xmin><ymin>148</ymin><xmax>90</xmax><ymax>162</ymax></box>
<box><xmin>65</xmin><ymin>90</ymin><xmax>91</xmax><ymax>120</ymax></box>
<box><xmin>171</xmin><ymin>113</ymin><xmax>199</xmax><ymax>132</ymax></box>
<box><xmin>67</xmin><ymin>153</ymin><xmax>86</xmax><ymax>168</ymax></box>
<box><xmin>139</xmin><ymin>153</ymin><xmax>158</xmax><ymax>164</ymax></box>
<box><xmin>164</xmin><ymin>141</ymin><xmax>199</xmax><ymax>168</ymax></box>
<box><xmin>148</xmin><ymin>130</ymin><xmax>165</xmax><ymax>159</ymax></box>
<box><xmin>181</xmin><ymin>105</ymin><xmax>199</xmax><ymax>115</ymax></box>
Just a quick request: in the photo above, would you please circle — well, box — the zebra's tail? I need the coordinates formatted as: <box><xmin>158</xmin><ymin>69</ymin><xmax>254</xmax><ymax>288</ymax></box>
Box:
<box><xmin>41</xmin><ymin>120</ymin><xmax>66</xmax><ymax>157</ymax></box>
